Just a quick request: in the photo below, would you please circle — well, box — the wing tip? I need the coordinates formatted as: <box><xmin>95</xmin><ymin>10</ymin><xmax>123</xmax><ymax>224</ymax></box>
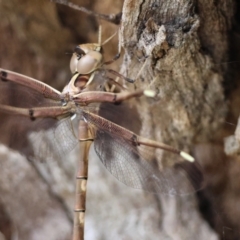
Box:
<box><xmin>180</xmin><ymin>151</ymin><xmax>195</xmax><ymax>162</ymax></box>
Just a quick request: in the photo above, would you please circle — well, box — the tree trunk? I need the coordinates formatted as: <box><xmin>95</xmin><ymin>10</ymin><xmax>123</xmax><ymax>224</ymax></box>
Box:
<box><xmin>0</xmin><ymin>0</ymin><xmax>239</xmax><ymax>240</ymax></box>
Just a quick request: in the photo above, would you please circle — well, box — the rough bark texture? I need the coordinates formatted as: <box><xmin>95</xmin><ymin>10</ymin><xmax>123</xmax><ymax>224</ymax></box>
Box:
<box><xmin>120</xmin><ymin>0</ymin><xmax>232</xmax><ymax>239</ymax></box>
<box><xmin>0</xmin><ymin>0</ymin><xmax>240</xmax><ymax>240</ymax></box>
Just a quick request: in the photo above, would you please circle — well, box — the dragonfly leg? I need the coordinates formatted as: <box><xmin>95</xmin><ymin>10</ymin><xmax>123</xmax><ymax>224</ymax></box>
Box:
<box><xmin>104</xmin><ymin>77</ymin><xmax>128</xmax><ymax>93</ymax></box>
<box><xmin>104</xmin><ymin>69</ymin><xmax>134</xmax><ymax>83</ymax></box>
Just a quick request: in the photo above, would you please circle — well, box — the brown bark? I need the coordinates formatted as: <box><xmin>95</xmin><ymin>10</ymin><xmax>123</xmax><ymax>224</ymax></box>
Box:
<box><xmin>120</xmin><ymin>0</ymin><xmax>233</xmax><ymax>239</ymax></box>
<box><xmin>0</xmin><ymin>0</ymin><xmax>239</xmax><ymax>240</ymax></box>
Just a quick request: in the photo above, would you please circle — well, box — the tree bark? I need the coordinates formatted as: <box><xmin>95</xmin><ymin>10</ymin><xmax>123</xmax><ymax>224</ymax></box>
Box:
<box><xmin>0</xmin><ymin>0</ymin><xmax>239</xmax><ymax>240</ymax></box>
<box><xmin>120</xmin><ymin>0</ymin><xmax>233</xmax><ymax>239</ymax></box>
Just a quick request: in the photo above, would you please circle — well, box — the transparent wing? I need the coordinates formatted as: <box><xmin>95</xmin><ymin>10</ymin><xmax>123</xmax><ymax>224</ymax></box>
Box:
<box><xmin>0</xmin><ymin>75</ymin><xmax>78</xmax><ymax>161</ymax></box>
<box><xmin>27</xmin><ymin>117</ymin><xmax>78</xmax><ymax>161</ymax></box>
<box><xmin>0</xmin><ymin>112</ymin><xmax>78</xmax><ymax>162</ymax></box>
<box><xmin>94</xmin><ymin>129</ymin><xmax>202</xmax><ymax>195</ymax></box>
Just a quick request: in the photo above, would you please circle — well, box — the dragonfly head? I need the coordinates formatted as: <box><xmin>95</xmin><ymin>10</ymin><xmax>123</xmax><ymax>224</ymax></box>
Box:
<box><xmin>69</xmin><ymin>29</ymin><xmax>118</xmax><ymax>76</ymax></box>
<box><xmin>70</xmin><ymin>43</ymin><xmax>103</xmax><ymax>75</ymax></box>
<box><xmin>67</xmin><ymin>30</ymin><xmax>118</xmax><ymax>95</ymax></box>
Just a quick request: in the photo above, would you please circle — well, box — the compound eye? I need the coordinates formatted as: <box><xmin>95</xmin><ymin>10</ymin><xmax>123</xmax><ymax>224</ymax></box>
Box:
<box><xmin>76</xmin><ymin>51</ymin><xmax>102</xmax><ymax>75</ymax></box>
<box><xmin>70</xmin><ymin>53</ymin><xmax>78</xmax><ymax>74</ymax></box>
<box><xmin>74</xmin><ymin>46</ymin><xmax>85</xmax><ymax>58</ymax></box>
<box><xmin>70</xmin><ymin>46</ymin><xmax>87</xmax><ymax>73</ymax></box>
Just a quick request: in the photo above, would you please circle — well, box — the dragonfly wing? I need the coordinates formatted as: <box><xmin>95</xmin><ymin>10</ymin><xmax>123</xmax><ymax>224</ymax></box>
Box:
<box><xmin>94</xmin><ymin>129</ymin><xmax>203</xmax><ymax>195</ymax></box>
<box><xmin>27</xmin><ymin>117</ymin><xmax>78</xmax><ymax>161</ymax></box>
<box><xmin>0</xmin><ymin>73</ymin><xmax>78</xmax><ymax>162</ymax></box>
<box><xmin>0</xmin><ymin>113</ymin><xmax>78</xmax><ymax>162</ymax></box>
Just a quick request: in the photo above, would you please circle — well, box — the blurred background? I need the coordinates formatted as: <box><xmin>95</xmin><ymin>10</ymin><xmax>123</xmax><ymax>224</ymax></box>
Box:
<box><xmin>0</xmin><ymin>0</ymin><xmax>240</xmax><ymax>240</ymax></box>
<box><xmin>0</xmin><ymin>1</ymin><xmax>164</xmax><ymax>240</ymax></box>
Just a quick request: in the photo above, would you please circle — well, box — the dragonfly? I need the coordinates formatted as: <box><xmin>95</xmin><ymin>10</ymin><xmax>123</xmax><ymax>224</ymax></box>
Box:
<box><xmin>0</xmin><ymin>30</ymin><xmax>202</xmax><ymax>240</ymax></box>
